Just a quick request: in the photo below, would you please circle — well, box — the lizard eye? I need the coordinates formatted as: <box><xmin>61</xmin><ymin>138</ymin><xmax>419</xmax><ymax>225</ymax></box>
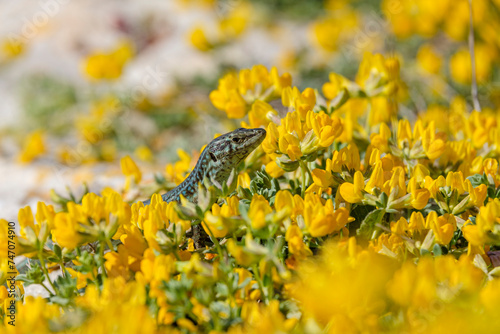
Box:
<box><xmin>232</xmin><ymin>137</ymin><xmax>243</xmax><ymax>143</ymax></box>
<box><xmin>209</xmin><ymin>152</ymin><xmax>217</xmax><ymax>162</ymax></box>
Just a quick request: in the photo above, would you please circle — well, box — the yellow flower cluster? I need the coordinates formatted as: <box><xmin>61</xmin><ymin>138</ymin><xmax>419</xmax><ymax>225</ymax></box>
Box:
<box><xmin>311</xmin><ymin>1</ymin><xmax>359</xmax><ymax>52</ymax></box>
<box><xmin>59</xmin><ymin>97</ymin><xmax>121</xmax><ymax>165</ymax></box>
<box><xmin>4</xmin><ymin>51</ymin><xmax>500</xmax><ymax>332</ymax></box>
<box><xmin>293</xmin><ymin>238</ymin><xmax>500</xmax><ymax>333</ymax></box>
<box><xmin>263</xmin><ymin>108</ymin><xmax>343</xmax><ymax>169</ymax></box>
<box><xmin>210</xmin><ymin>65</ymin><xmax>291</xmax><ymax>121</ymax></box>
<box><xmin>0</xmin><ymin>38</ymin><xmax>25</xmax><ymax>62</ymax></box>
<box><xmin>383</xmin><ymin>0</ymin><xmax>499</xmax><ymax>86</ymax></box>
<box><xmin>17</xmin><ymin>130</ymin><xmax>46</xmax><ymax>163</ymax></box>
<box><xmin>189</xmin><ymin>2</ymin><xmax>250</xmax><ymax>52</ymax></box>
<box><xmin>83</xmin><ymin>41</ymin><xmax>134</xmax><ymax>80</ymax></box>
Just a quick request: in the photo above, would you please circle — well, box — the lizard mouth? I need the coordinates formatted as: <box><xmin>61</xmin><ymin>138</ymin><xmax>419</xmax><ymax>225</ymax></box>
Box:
<box><xmin>247</xmin><ymin>128</ymin><xmax>267</xmax><ymax>147</ymax></box>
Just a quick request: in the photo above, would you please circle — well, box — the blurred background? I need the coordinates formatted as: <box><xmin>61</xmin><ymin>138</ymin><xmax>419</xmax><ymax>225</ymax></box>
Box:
<box><xmin>1</xmin><ymin>0</ymin><xmax>499</xmax><ymax>221</ymax></box>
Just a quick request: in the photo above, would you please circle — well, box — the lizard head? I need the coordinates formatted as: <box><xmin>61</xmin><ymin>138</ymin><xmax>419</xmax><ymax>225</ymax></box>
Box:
<box><xmin>203</xmin><ymin>127</ymin><xmax>266</xmax><ymax>183</ymax></box>
<box><xmin>207</xmin><ymin>127</ymin><xmax>266</xmax><ymax>164</ymax></box>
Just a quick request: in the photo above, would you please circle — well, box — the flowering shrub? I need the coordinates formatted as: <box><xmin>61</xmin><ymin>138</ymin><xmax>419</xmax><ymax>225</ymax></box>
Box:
<box><xmin>2</xmin><ymin>0</ymin><xmax>500</xmax><ymax>332</ymax></box>
<box><xmin>3</xmin><ymin>53</ymin><xmax>500</xmax><ymax>332</ymax></box>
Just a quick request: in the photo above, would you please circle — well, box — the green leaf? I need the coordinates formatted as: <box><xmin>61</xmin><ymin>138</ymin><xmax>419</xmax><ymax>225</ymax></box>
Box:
<box><xmin>379</xmin><ymin>192</ymin><xmax>389</xmax><ymax>208</ymax></box>
<box><xmin>432</xmin><ymin>243</ymin><xmax>442</xmax><ymax>256</ymax></box>
<box><xmin>237</xmin><ymin>186</ymin><xmax>253</xmax><ymax>200</ymax></box>
<box><xmin>488</xmin><ymin>186</ymin><xmax>496</xmax><ymax>199</ymax></box>
<box><xmin>15</xmin><ymin>274</ymin><xmax>36</xmax><ymax>285</ymax></box>
<box><xmin>154</xmin><ymin>173</ymin><xmax>166</xmax><ymax>185</ymax></box>
<box><xmin>357</xmin><ymin>209</ymin><xmax>385</xmax><ymax>239</ymax></box>
<box><xmin>53</xmin><ymin>244</ymin><xmax>62</xmax><ymax>259</ymax></box>
<box><xmin>49</xmin><ymin>296</ymin><xmax>71</xmax><ymax>306</ymax></box>
<box><xmin>467</xmin><ymin>173</ymin><xmax>487</xmax><ymax>187</ymax></box>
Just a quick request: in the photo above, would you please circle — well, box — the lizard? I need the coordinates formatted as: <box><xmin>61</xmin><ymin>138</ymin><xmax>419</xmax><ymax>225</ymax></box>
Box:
<box><xmin>143</xmin><ymin>127</ymin><xmax>267</xmax><ymax>247</ymax></box>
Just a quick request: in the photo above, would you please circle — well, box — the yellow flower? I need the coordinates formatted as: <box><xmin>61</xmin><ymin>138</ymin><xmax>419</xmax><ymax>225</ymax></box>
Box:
<box><xmin>386</xmin><ymin>260</ymin><xmax>418</xmax><ymax>307</ymax></box>
<box><xmin>417</xmin><ymin>44</ymin><xmax>442</xmax><ymax>74</ymax></box>
<box><xmin>136</xmin><ymin>249</ymin><xmax>175</xmax><ymax>289</ymax></box>
<box><xmin>66</xmin><ymin>267</ymin><xmax>94</xmax><ymax>290</ymax></box>
<box><xmin>18</xmin><ymin>206</ymin><xmax>38</xmax><ymax>239</ymax></box>
<box><xmin>408</xmin><ymin>211</ymin><xmax>426</xmax><ymax>236</ymax></box>
<box><xmin>368</xmin><ymin>96</ymin><xmax>397</xmax><ymax>126</ymax></box>
<box><xmin>189</xmin><ymin>26</ymin><xmax>212</xmax><ymax>52</ymax></box>
<box><xmin>480</xmin><ymin>278</ymin><xmax>500</xmax><ymax>312</ymax></box>
<box><xmin>430</xmin><ymin>213</ymin><xmax>456</xmax><ymax>245</ymax></box>
<box><xmin>312</xmin><ymin>167</ymin><xmax>335</xmax><ymax>189</ymax></box>
<box><xmin>265</xmin><ymin>160</ymin><xmax>286</xmax><ymax>178</ymax></box>
<box><xmin>165</xmin><ymin>148</ymin><xmax>193</xmax><ymax>185</ymax></box>
<box><xmin>370</xmin><ymin>123</ymin><xmax>391</xmax><ymax>153</ymax></box>
<box><xmin>218</xmin><ymin>6</ymin><xmax>247</xmax><ymax>39</ymax></box>
<box><xmin>278</xmin><ymin>132</ymin><xmax>302</xmax><ymax>161</ymax></box>
<box><xmin>264</xmin><ymin>109</ymin><xmax>342</xmax><ymax>171</ymax></box>
<box><xmin>210</xmin><ymin>65</ymin><xmax>291</xmax><ymax>119</ymax></box>
<box><xmin>248</xmin><ymin>194</ymin><xmax>273</xmax><ymax>229</ymax></box>
<box><xmin>332</xmin><ymin>144</ymin><xmax>361</xmax><ymax>172</ymax></box>
<box><xmin>240</xmin><ymin>300</ymin><xmax>297</xmax><ymax>332</ymax></box>
<box><xmin>227</xmin><ymin>238</ymin><xmax>260</xmax><ymax>267</ymax></box>
<box><xmin>285</xmin><ymin>225</ymin><xmax>312</xmax><ymax>257</ymax></box>
<box><xmin>246</xmin><ymin>100</ymin><xmax>278</xmax><ymax>128</ymax></box>
<box><xmin>463</xmin><ymin>199</ymin><xmax>500</xmax><ymax>246</ymax></box>
<box><xmin>322</xmin><ymin>73</ymin><xmax>343</xmax><ymax>100</ymax></box>
<box><xmin>365</xmin><ymin>160</ymin><xmax>384</xmax><ymax>194</ymax></box>
<box><xmin>134</xmin><ymin>145</ymin><xmax>153</xmax><ymax>162</ymax></box>
<box><xmin>11</xmin><ymin>296</ymin><xmax>60</xmax><ymax>333</ymax></box>
<box><xmin>1</xmin><ymin>38</ymin><xmax>25</xmax><ymax>59</ymax></box>
<box><xmin>356</xmin><ymin>52</ymin><xmax>398</xmax><ymax>97</ymax></box>
<box><xmin>304</xmin><ymin>110</ymin><xmax>343</xmax><ymax>151</ymax></box>
<box><xmin>421</xmin><ymin>122</ymin><xmax>446</xmax><ymax>161</ymax></box>
<box><xmin>446</xmin><ymin>171</ymin><xmax>465</xmax><ymax>194</ymax></box>
<box><xmin>407</xmin><ymin>178</ymin><xmax>430</xmax><ymax>210</ymax></box>
<box><xmin>282</xmin><ymin>86</ymin><xmax>316</xmax><ymax>120</ymax></box>
<box><xmin>202</xmin><ymin>196</ymin><xmax>239</xmax><ymax>238</ymax></box>
<box><xmin>292</xmin><ymin>242</ymin><xmax>396</xmax><ymax>332</ymax></box>
<box><xmin>274</xmin><ymin>190</ymin><xmax>293</xmax><ymax>214</ymax></box>
<box><xmin>450</xmin><ymin>45</ymin><xmax>493</xmax><ymax>85</ymax></box>
<box><xmin>312</xmin><ymin>12</ymin><xmax>358</xmax><ymax>52</ymax></box>
<box><xmin>339</xmin><ymin>171</ymin><xmax>365</xmax><ymax>203</ymax></box>
<box><xmin>120</xmin><ymin>224</ymin><xmax>148</xmax><ymax>264</ymax></box>
<box><xmin>52</xmin><ymin>212</ymin><xmax>86</xmax><ymax>249</ymax></box>
<box><xmin>16</xmin><ymin>203</ymin><xmax>54</xmax><ymax>253</ymax></box>
<box><xmin>413</xmin><ymin>164</ymin><xmax>430</xmax><ymax>183</ymax></box>
<box><xmin>312</xmin><ymin>17</ymin><xmax>343</xmax><ymax>52</ymax></box>
<box><xmin>121</xmin><ymin>155</ymin><xmax>142</xmax><ymax>191</ymax></box>
<box><xmin>381</xmin><ymin>166</ymin><xmax>406</xmax><ymax>201</ymax></box>
<box><xmin>303</xmin><ymin>196</ymin><xmax>354</xmax><ymax>237</ymax></box>
<box><xmin>83</xmin><ymin>41</ymin><xmax>134</xmax><ymax>80</ymax></box>
<box><xmin>237</xmin><ymin>172</ymin><xmax>251</xmax><ymax>188</ymax></box>
<box><xmin>18</xmin><ymin>131</ymin><xmax>45</xmax><ymax>163</ymax></box>
<box><xmin>262</xmin><ymin>122</ymin><xmax>280</xmax><ymax>156</ymax></box>
<box><xmin>466</xmin><ymin>181</ymin><xmax>487</xmax><ymax>207</ymax></box>
<box><xmin>104</xmin><ymin>244</ymin><xmax>131</xmax><ymax>279</ymax></box>
<box><xmin>423</xmin><ymin>175</ymin><xmax>446</xmax><ymax>199</ymax></box>
<box><xmin>483</xmin><ymin>158</ymin><xmax>498</xmax><ymax>176</ymax></box>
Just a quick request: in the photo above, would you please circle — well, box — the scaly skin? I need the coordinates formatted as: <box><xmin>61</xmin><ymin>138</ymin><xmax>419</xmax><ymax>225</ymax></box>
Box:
<box><xmin>143</xmin><ymin>128</ymin><xmax>266</xmax><ymax>246</ymax></box>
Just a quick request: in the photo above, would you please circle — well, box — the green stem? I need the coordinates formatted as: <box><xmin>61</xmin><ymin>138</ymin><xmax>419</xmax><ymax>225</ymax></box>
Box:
<box><xmin>38</xmin><ymin>253</ymin><xmax>56</xmax><ymax>294</ymax></box>
<box><xmin>299</xmin><ymin>161</ymin><xmax>307</xmax><ymax>197</ymax></box>
<box><xmin>60</xmin><ymin>261</ymin><xmax>67</xmax><ymax>278</ymax></box>
<box><xmin>203</xmin><ymin>223</ymin><xmax>224</xmax><ymax>260</ymax></box>
<box><xmin>305</xmin><ymin>162</ymin><xmax>313</xmax><ymax>181</ymax></box>
<box><xmin>172</xmin><ymin>249</ymin><xmax>181</xmax><ymax>261</ymax></box>
<box><xmin>105</xmin><ymin>238</ymin><xmax>115</xmax><ymax>252</ymax></box>
<box><xmin>40</xmin><ymin>282</ymin><xmax>54</xmax><ymax>296</ymax></box>
<box><xmin>365</xmin><ymin>97</ymin><xmax>372</xmax><ymax>134</ymax></box>
<box><xmin>252</xmin><ymin>264</ymin><xmax>269</xmax><ymax>305</ymax></box>
<box><xmin>98</xmin><ymin>241</ymin><xmax>108</xmax><ymax>279</ymax></box>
